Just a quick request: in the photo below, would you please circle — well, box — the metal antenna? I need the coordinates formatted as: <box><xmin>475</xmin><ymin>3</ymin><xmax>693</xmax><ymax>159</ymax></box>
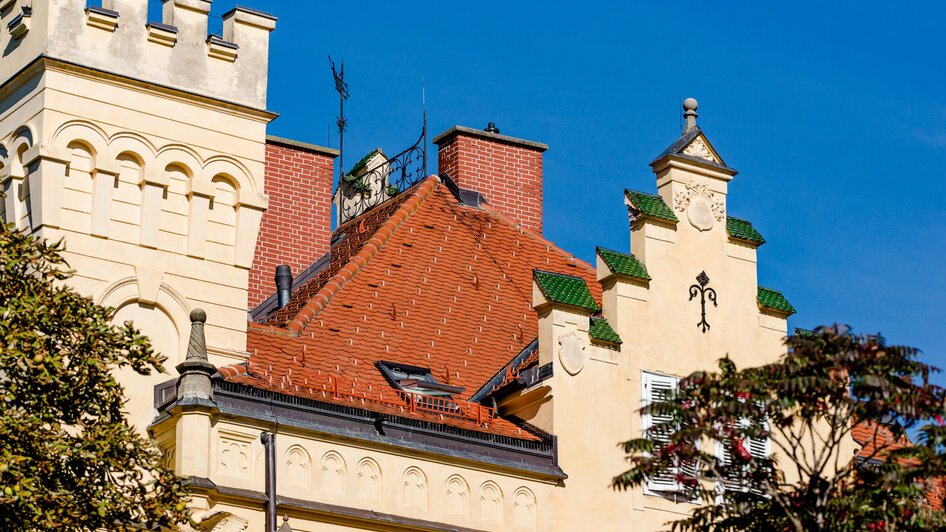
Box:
<box><xmin>329</xmin><ymin>55</ymin><xmax>350</xmax><ymax>183</ymax></box>
<box><xmin>679</xmin><ymin>95</ymin><xmax>683</xmax><ymax>134</ymax></box>
<box><xmin>422</xmin><ymin>78</ymin><xmax>428</xmax><ymax>177</ymax></box>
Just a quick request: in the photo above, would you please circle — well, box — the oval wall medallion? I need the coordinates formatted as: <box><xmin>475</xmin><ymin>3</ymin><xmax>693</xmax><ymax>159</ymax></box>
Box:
<box><xmin>558</xmin><ymin>331</ymin><xmax>587</xmax><ymax>375</ymax></box>
<box><xmin>687</xmin><ymin>195</ymin><xmax>714</xmax><ymax>231</ymax></box>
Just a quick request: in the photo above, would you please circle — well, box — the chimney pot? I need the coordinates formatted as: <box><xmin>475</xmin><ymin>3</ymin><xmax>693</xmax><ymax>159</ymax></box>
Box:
<box><xmin>484</xmin><ymin>122</ymin><xmax>500</xmax><ymax>134</ymax></box>
<box><xmin>275</xmin><ymin>265</ymin><xmax>292</xmax><ymax>309</ymax></box>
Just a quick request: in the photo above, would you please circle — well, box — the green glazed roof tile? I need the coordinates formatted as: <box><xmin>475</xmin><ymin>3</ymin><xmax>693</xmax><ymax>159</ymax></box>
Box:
<box><xmin>596</xmin><ymin>247</ymin><xmax>650</xmax><ymax>281</ymax></box>
<box><xmin>624</xmin><ymin>190</ymin><xmax>678</xmax><ymax>223</ymax></box>
<box><xmin>794</xmin><ymin>327</ymin><xmax>816</xmax><ymax>338</ymax></box>
<box><xmin>533</xmin><ymin>270</ymin><xmax>600</xmax><ymax>312</ymax></box>
<box><xmin>589</xmin><ymin>317</ymin><xmax>622</xmax><ymax>345</ymax></box>
<box><xmin>758</xmin><ymin>286</ymin><xmax>796</xmax><ymax>316</ymax></box>
<box><xmin>727</xmin><ymin>216</ymin><xmax>766</xmax><ymax>245</ymax></box>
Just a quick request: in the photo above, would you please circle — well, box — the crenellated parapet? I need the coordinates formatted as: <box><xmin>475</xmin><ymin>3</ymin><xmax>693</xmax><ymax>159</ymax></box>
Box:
<box><xmin>0</xmin><ymin>0</ymin><xmax>276</xmax><ymax>109</ymax></box>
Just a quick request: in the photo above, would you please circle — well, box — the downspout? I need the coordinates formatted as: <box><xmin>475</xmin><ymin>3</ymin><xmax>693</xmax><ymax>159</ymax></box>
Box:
<box><xmin>260</xmin><ymin>432</ymin><xmax>276</xmax><ymax>532</ymax></box>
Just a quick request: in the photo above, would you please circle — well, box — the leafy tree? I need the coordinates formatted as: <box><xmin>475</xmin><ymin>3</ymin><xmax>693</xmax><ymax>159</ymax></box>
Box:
<box><xmin>613</xmin><ymin>326</ymin><xmax>946</xmax><ymax>532</ymax></box>
<box><xmin>0</xmin><ymin>223</ymin><xmax>189</xmax><ymax>530</ymax></box>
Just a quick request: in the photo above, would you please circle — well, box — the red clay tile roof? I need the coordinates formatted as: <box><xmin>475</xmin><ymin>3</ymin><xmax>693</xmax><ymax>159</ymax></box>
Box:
<box><xmin>851</xmin><ymin>420</ymin><xmax>946</xmax><ymax>509</ymax></box>
<box><xmin>851</xmin><ymin>420</ymin><xmax>913</xmax><ymax>463</ymax></box>
<box><xmin>236</xmin><ymin>176</ymin><xmax>600</xmax><ymax>440</ymax></box>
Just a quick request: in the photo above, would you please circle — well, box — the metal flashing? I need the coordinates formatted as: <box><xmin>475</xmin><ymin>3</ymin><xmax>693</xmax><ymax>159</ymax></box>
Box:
<box><xmin>158</xmin><ymin>379</ymin><xmax>564</xmax><ymax>479</ymax></box>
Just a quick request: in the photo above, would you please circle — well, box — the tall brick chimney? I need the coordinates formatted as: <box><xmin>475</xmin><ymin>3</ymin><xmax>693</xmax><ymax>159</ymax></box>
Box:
<box><xmin>247</xmin><ymin>136</ymin><xmax>338</xmax><ymax>309</ymax></box>
<box><xmin>433</xmin><ymin>125</ymin><xmax>547</xmax><ymax>234</ymax></box>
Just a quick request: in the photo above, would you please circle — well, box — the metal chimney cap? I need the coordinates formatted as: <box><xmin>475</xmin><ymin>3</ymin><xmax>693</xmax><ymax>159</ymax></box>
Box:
<box><xmin>484</xmin><ymin>122</ymin><xmax>500</xmax><ymax>134</ymax></box>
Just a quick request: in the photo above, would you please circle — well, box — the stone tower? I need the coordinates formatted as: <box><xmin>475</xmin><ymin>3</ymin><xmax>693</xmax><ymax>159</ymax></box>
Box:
<box><xmin>0</xmin><ymin>0</ymin><xmax>276</xmax><ymax>429</ymax></box>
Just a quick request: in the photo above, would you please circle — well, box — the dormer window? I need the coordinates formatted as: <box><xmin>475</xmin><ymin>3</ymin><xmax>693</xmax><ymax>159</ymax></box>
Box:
<box><xmin>377</xmin><ymin>361</ymin><xmax>465</xmax><ymax>397</ymax></box>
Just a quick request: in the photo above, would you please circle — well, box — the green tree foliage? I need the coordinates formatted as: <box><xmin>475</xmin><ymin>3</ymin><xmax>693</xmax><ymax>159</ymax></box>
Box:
<box><xmin>0</xmin><ymin>223</ymin><xmax>189</xmax><ymax>530</ymax></box>
<box><xmin>613</xmin><ymin>326</ymin><xmax>946</xmax><ymax>532</ymax></box>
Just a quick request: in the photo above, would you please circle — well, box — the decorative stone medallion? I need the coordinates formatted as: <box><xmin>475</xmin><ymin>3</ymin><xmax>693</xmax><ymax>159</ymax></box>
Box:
<box><xmin>688</xmin><ymin>195</ymin><xmax>714</xmax><ymax>231</ymax></box>
<box><xmin>558</xmin><ymin>331</ymin><xmax>587</xmax><ymax>375</ymax></box>
<box><xmin>673</xmin><ymin>180</ymin><xmax>726</xmax><ymax>232</ymax></box>
<box><xmin>682</xmin><ymin>136</ymin><xmax>718</xmax><ymax>163</ymax></box>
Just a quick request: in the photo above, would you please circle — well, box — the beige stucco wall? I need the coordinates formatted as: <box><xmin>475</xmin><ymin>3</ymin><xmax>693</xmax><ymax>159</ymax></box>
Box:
<box><xmin>151</xmin><ymin>412</ymin><xmax>554</xmax><ymax>532</ymax></box>
<box><xmin>506</xmin><ymin>145</ymin><xmax>794</xmax><ymax>531</ymax></box>
<box><xmin>0</xmin><ymin>55</ymin><xmax>272</xmax><ymax>429</ymax></box>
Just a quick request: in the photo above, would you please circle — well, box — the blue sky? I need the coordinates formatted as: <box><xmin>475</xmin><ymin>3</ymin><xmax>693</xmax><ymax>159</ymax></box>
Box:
<box><xmin>209</xmin><ymin>2</ymin><xmax>944</xmax><ymax>379</ymax></box>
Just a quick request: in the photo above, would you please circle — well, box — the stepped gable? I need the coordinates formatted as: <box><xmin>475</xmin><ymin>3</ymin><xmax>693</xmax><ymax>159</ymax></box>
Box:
<box><xmin>235</xmin><ymin>175</ymin><xmax>600</xmax><ymax>438</ymax></box>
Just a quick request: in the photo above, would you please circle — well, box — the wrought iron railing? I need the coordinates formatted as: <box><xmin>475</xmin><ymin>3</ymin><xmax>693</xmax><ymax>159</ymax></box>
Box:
<box><xmin>335</xmin><ymin>122</ymin><xmax>427</xmax><ymax>225</ymax></box>
<box><xmin>255</xmin><ymin>366</ymin><xmax>495</xmax><ymax>426</ymax></box>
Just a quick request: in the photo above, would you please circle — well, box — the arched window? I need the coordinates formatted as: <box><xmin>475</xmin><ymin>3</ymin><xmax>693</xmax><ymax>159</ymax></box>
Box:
<box><xmin>111</xmin><ymin>300</ymin><xmax>179</xmax><ymax>431</ymax></box>
<box><xmin>63</xmin><ymin>141</ymin><xmax>96</xmax><ymax>231</ymax></box>
<box><xmin>444</xmin><ymin>475</ymin><xmax>470</xmax><ymax>518</ymax></box>
<box><xmin>355</xmin><ymin>458</ymin><xmax>382</xmax><ymax>501</ymax></box>
<box><xmin>206</xmin><ymin>174</ymin><xmax>238</xmax><ymax>263</ymax></box>
<box><xmin>284</xmin><ymin>446</ymin><xmax>311</xmax><ymax>492</ymax></box>
<box><xmin>160</xmin><ymin>163</ymin><xmax>191</xmax><ymax>253</ymax></box>
<box><xmin>512</xmin><ymin>487</ymin><xmax>537</xmax><ymax>529</ymax></box>
<box><xmin>111</xmin><ymin>153</ymin><xmax>144</xmax><ymax>242</ymax></box>
<box><xmin>402</xmin><ymin>467</ymin><xmax>428</xmax><ymax>511</ymax></box>
<box><xmin>478</xmin><ymin>481</ymin><xmax>504</xmax><ymax>524</ymax></box>
<box><xmin>319</xmin><ymin>451</ymin><xmax>347</xmax><ymax>497</ymax></box>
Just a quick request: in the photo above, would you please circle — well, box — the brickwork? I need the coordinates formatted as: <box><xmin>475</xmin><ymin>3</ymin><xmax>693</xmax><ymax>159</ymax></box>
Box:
<box><xmin>436</xmin><ymin>128</ymin><xmax>545</xmax><ymax>234</ymax></box>
<box><xmin>247</xmin><ymin>139</ymin><xmax>336</xmax><ymax>309</ymax></box>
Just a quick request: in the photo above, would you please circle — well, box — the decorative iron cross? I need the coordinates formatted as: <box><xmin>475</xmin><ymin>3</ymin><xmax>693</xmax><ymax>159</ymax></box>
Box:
<box><xmin>689</xmin><ymin>271</ymin><xmax>717</xmax><ymax>333</ymax></box>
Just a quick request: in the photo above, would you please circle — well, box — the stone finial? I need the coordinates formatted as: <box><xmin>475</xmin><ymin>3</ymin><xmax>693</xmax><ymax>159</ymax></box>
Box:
<box><xmin>683</xmin><ymin>98</ymin><xmax>699</xmax><ymax>133</ymax></box>
<box><xmin>176</xmin><ymin>308</ymin><xmax>216</xmax><ymax>401</ymax></box>
<box><xmin>277</xmin><ymin>515</ymin><xmax>292</xmax><ymax>532</ymax></box>
<box><xmin>185</xmin><ymin>308</ymin><xmax>207</xmax><ymax>361</ymax></box>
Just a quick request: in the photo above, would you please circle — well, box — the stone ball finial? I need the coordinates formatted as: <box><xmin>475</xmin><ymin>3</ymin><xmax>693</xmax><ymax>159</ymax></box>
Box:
<box><xmin>190</xmin><ymin>308</ymin><xmax>207</xmax><ymax>324</ymax></box>
<box><xmin>683</xmin><ymin>98</ymin><xmax>699</xmax><ymax>112</ymax></box>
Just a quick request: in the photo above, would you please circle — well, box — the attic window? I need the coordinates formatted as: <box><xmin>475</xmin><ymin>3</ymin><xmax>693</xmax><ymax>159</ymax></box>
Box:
<box><xmin>377</xmin><ymin>361</ymin><xmax>465</xmax><ymax>397</ymax></box>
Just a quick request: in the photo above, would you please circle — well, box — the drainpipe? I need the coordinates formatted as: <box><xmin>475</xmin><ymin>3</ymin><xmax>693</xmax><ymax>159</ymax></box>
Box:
<box><xmin>260</xmin><ymin>432</ymin><xmax>276</xmax><ymax>532</ymax></box>
<box><xmin>275</xmin><ymin>265</ymin><xmax>292</xmax><ymax>310</ymax></box>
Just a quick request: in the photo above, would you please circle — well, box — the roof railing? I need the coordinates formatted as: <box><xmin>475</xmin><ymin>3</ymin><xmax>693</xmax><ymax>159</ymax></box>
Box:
<box><xmin>293</xmin><ymin>369</ymin><xmax>494</xmax><ymax>426</ymax></box>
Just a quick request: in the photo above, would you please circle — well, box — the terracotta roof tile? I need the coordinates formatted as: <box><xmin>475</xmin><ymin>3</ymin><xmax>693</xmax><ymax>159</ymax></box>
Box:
<box><xmin>239</xmin><ymin>176</ymin><xmax>600</xmax><ymax>440</ymax></box>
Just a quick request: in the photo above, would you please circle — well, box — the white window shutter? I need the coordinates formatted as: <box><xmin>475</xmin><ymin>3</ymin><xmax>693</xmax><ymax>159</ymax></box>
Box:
<box><xmin>642</xmin><ymin>372</ymin><xmax>681</xmax><ymax>494</ymax></box>
<box><xmin>716</xmin><ymin>435</ymin><xmax>741</xmax><ymax>493</ymax></box>
<box><xmin>717</xmin><ymin>415</ymin><xmax>770</xmax><ymax>496</ymax></box>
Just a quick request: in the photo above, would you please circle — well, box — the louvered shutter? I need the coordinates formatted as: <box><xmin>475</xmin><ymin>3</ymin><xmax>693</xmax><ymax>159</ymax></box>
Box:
<box><xmin>747</xmin><ymin>424</ymin><xmax>769</xmax><ymax>460</ymax></box>
<box><xmin>717</xmin><ymin>416</ymin><xmax>769</xmax><ymax>495</ymax></box>
<box><xmin>642</xmin><ymin>372</ymin><xmax>681</xmax><ymax>493</ymax></box>
<box><xmin>716</xmin><ymin>434</ymin><xmax>742</xmax><ymax>493</ymax></box>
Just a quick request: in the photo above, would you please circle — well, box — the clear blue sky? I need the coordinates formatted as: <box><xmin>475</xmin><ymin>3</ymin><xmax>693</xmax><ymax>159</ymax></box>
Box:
<box><xmin>208</xmin><ymin>2</ymin><xmax>944</xmax><ymax>378</ymax></box>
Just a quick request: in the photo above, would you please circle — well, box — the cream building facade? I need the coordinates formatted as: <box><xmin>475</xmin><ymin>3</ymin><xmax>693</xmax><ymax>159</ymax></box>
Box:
<box><xmin>0</xmin><ymin>2</ymin><xmax>804</xmax><ymax>531</ymax></box>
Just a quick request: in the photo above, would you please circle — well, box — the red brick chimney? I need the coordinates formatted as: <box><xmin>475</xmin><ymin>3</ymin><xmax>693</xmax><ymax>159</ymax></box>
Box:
<box><xmin>247</xmin><ymin>136</ymin><xmax>337</xmax><ymax>309</ymax></box>
<box><xmin>433</xmin><ymin>124</ymin><xmax>547</xmax><ymax>234</ymax></box>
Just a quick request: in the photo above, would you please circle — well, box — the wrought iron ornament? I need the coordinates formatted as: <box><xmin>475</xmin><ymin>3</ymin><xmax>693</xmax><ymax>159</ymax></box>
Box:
<box><xmin>329</xmin><ymin>55</ymin><xmax>349</xmax><ymax>184</ymax></box>
<box><xmin>689</xmin><ymin>271</ymin><xmax>717</xmax><ymax>333</ymax></box>
<box><xmin>334</xmin><ymin>121</ymin><xmax>428</xmax><ymax>225</ymax></box>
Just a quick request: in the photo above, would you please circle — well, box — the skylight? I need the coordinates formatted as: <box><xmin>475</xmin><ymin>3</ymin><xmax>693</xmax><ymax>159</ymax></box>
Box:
<box><xmin>377</xmin><ymin>361</ymin><xmax>465</xmax><ymax>398</ymax></box>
